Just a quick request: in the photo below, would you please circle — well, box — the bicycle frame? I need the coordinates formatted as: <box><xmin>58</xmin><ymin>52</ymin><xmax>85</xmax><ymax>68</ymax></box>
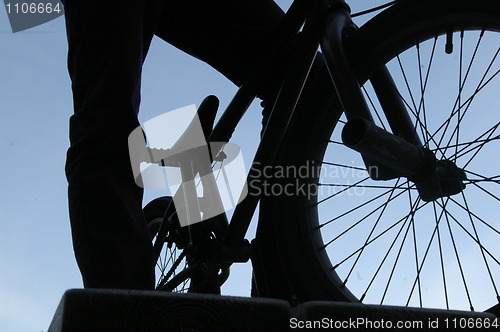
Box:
<box><xmin>152</xmin><ymin>0</ymin><xmax>428</xmax><ymax>283</ymax></box>
<box><xmin>153</xmin><ymin>0</ymin><xmax>323</xmax><ymax>261</ymax></box>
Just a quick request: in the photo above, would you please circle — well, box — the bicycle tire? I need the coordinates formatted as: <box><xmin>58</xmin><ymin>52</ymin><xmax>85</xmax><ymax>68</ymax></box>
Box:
<box><xmin>144</xmin><ymin>196</ymin><xmax>229</xmax><ymax>293</ymax></box>
<box><xmin>263</xmin><ymin>0</ymin><xmax>500</xmax><ymax>312</ymax></box>
<box><xmin>143</xmin><ymin>196</ymin><xmax>191</xmax><ymax>292</ymax></box>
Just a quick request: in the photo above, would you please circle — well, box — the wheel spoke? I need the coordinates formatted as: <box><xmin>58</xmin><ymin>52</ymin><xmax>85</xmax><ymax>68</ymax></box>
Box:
<box><xmin>442</xmin><ymin>30</ymin><xmax>482</xmax><ymax>160</ymax></box>
<box><xmin>432</xmin><ymin>57</ymin><xmax>499</xmax><ymax>152</ymax></box>
<box><xmin>416</xmin><ymin>40</ymin><xmax>437</xmax><ymax>146</ymax></box>
<box><xmin>441</xmin><ymin>197</ymin><xmax>475</xmax><ymax>311</ymax></box>
<box><xmin>380</xmin><ymin>196</ymin><xmax>421</xmax><ymax>305</ymax></box>
<box><xmin>469</xmin><ymin>182</ymin><xmax>500</xmax><ymax>202</ymax></box>
<box><xmin>343</xmin><ymin>179</ymin><xmax>403</xmax><ymax>291</ymax></box>
<box><xmin>431</xmin><ymin>136</ymin><xmax>500</xmax><ymax>153</ymax></box>
<box><xmin>359</xmin><ymin>184</ymin><xmax>420</xmax><ymax>303</ymax></box>
<box><xmin>158</xmin><ymin>250</ymin><xmax>187</xmax><ymax>290</ymax></box>
<box><xmin>460</xmin><ymin>191</ymin><xmax>500</xmax><ymax>300</ymax></box>
<box><xmin>327</xmin><ymin>140</ymin><xmax>345</xmax><ymax>145</ymax></box>
<box><xmin>405</xmin><ymin>198</ymin><xmax>452</xmax><ymax>307</ymax></box>
<box><xmin>453</xmin><ymin>30</ymin><xmax>465</xmax><ymax>161</ymax></box>
<box><xmin>331</xmin><ymin>200</ymin><xmax>430</xmax><ymax>269</ymax></box>
<box><xmin>432</xmin><ymin>201</ymin><xmax>450</xmax><ymax>309</ymax></box>
<box><xmin>362</xmin><ymin>85</ymin><xmax>388</xmax><ymax>130</ymax></box>
<box><xmin>436</xmin><ymin>199</ymin><xmax>500</xmax><ymax>264</ymax></box>
<box><xmin>447</xmin><ymin>197</ymin><xmax>500</xmax><ymax>237</ymax></box>
<box><xmin>462</xmin><ymin>124</ymin><xmax>499</xmax><ymax>169</ymax></box>
<box><xmin>319</xmin><ymin>179</ymin><xmax>411</xmax><ymax>230</ymax></box>
<box><xmin>314</xmin><ymin>176</ymin><xmax>370</xmax><ymax>206</ymax></box>
<box><xmin>395</xmin><ymin>55</ymin><xmax>429</xmax><ymax>141</ymax></box>
<box><xmin>320</xmin><ymin>161</ymin><xmax>367</xmax><ymax>172</ymax></box>
<box><xmin>464</xmin><ymin>170</ymin><xmax>500</xmax><ymax>183</ymax></box>
<box><xmin>410</xmin><ymin>188</ymin><xmax>423</xmax><ymax>307</ymax></box>
<box><xmin>321</xmin><ymin>183</ymin><xmax>417</xmax><ymax>190</ymax></box>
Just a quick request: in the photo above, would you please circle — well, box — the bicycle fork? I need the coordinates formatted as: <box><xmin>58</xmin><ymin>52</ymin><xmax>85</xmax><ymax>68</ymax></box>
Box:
<box><xmin>321</xmin><ymin>0</ymin><xmax>467</xmax><ymax>202</ymax></box>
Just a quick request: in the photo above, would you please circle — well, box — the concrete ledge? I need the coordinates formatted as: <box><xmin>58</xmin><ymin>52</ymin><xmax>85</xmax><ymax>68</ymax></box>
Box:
<box><xmin>48</xmin><ymin>289</ymin><xmax>291</xmax><ymax>332</ymax></box>
<box><xmin>48</xmin><ymin>289</ymin><xmax>499</xmax><ymax>331</ymax></box>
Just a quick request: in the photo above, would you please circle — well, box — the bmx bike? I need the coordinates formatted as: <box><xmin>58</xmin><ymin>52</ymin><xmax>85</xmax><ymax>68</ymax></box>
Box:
<box><xmin>140</xmin><ymin>0</ymin><xmax>500</xmax><ymax>314</ymax></box>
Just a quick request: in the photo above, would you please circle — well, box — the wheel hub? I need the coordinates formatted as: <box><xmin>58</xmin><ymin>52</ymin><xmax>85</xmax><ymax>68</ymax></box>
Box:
<box><xmin>412</xmin><ymin>154</ymin><xmax>467</xmax><ymax>202</ymax></box>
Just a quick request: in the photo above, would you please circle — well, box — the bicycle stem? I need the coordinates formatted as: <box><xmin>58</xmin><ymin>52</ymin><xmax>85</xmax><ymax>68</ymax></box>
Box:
<box><xmin>321</xmin><ymin>1</ymin><xmax>373</xmax><ymax>122</ymax></box>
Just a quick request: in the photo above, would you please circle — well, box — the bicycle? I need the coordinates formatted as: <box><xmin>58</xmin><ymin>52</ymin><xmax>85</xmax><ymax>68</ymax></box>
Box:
<box><xmin>139</xmin><ymin>0</ymin><xmax>500</xmax><ymax>314</ymax></box>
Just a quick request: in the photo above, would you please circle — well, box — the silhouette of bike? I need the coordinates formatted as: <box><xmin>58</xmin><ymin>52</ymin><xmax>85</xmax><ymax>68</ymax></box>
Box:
<box><xmin>142</xmin><ymin>0</ymin><xmax>499</xmax><ymax>314</ymax></box>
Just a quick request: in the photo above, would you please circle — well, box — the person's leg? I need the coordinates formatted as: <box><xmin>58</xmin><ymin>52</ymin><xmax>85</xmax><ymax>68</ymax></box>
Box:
<box><xmin>154</xmin><ymin>0</ymin><xmax>285</xmax><ymax>90</ymax></box>
<box><xmin>62</xmin><ymin>0</ymin><xmax>163</xmax><ymax>289</ymax></box>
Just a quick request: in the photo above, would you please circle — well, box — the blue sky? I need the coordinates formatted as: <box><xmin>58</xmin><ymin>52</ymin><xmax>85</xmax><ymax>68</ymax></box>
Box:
<box><xmin>1</xmin><ymin>8</ymin><xmax>75</xmax><ymax>331</ymax></box>
<box><xmin>0</xmin><ymin>1</ymin><xmax>423</xmax><ymax>331</ymax></box>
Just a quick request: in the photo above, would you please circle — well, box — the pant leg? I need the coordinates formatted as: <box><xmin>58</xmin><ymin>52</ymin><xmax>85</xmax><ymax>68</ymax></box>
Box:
<box><xmin>154</xmin><ymin>0</ymin><xmax>285</xmax><ymax>91</ymax></box>
<box><xmin>62</xmin><ymin>0</ymin><xmax>164</xmax><ymax>289</ymax></box>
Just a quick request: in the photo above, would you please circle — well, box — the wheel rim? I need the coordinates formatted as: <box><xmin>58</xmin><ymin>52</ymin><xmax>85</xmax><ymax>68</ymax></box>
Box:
<box><xmin>315</xmin><ymin>27</ymin><xmax>499</xmax><ymax>311</ymax></box>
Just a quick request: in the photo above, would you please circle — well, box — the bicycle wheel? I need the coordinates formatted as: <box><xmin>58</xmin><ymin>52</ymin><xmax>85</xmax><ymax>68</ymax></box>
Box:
<box><xmin>143</xmin><ymin>196</ymin><xmax>191</xmax><ymax>292</ymax></box>
<box><xmin>267</xmin><ymin>0</ymin><xmax>500</xmax><ymax>312</ymax></box>
<box><xmin>144</xmin><ymin>195</ymin><xmax>229</xmax><ymax>293</ymax></box>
